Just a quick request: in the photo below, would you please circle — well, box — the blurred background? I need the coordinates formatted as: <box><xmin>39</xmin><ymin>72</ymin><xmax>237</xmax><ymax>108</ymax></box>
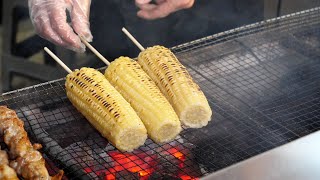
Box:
<box><xmin>0</xmin><ymin>0</ymin><xmax>319</xmax><ymax>93</ymax></box>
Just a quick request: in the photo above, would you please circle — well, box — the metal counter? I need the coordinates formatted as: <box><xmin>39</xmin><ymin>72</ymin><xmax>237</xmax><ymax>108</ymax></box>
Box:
<box><xmin>202</xmin><ymin>130</ymin><xmax>320</xmax><ymax>180</ymax></box>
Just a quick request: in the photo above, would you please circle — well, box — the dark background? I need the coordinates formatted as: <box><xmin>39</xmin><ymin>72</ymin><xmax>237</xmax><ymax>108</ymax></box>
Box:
<box><xmin>0</xmin><ymin>0</ymin><xmax>319</xmax><ymax>93</ymax></box>
<box><xmin>90</xmin><ymin>0</ymin><xmax>265</xmax><ymax>59</ymax></box>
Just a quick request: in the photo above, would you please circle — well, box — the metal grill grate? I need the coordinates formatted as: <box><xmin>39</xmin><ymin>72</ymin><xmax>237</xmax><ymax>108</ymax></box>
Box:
<box><xmin>1</xmin><ymin>7</ymin><xmax>320</xmax><ymax>179</ymax></box>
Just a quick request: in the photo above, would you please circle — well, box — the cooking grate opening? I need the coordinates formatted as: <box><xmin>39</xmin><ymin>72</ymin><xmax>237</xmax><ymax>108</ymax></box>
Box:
<box><xmin>1</xmin><ymin>7</ymin><xmax>320</xmax><ymax>179</ymax></box>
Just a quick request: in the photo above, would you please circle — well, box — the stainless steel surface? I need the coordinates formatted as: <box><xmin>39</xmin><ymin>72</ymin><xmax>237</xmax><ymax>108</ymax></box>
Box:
<box><xmin>202</xmin><ymin>130</ymin><xmax>320</xmax><ymax>180</ymax></box>
<box><xmin>264</xmin><ymin>0</ymin><xmax>320</xmax><ymax>19</ymax></box>
<box><xmin>1</xmin><ymin>7</ymin><xmax>320</xmax><ymax>179</ymax></box>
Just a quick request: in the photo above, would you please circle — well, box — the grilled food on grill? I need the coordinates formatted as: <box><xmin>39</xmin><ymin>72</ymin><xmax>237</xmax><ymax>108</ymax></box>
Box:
<box><xmin>105</xmin><ymin>57</ymin><xmax>182</xmax><ymax>143</ymax></box>
<box><xmin>0</xmin><ymin>106</ymin><xmax>64</xmax><ymax>180</ymax></box>
<box><xmin>0</xmin><ymin>147</ymin><xmax>19</xmax><ymax>180</ymax></box>
<box><xmin>65</xmin><ymin>67</ymin><xmax>148</xmax><ymax>151</ymax></box>
<box><xmin>138</xmin><ymin>46</ymin><xmax>212</xmax><ymax>128</ymax></box>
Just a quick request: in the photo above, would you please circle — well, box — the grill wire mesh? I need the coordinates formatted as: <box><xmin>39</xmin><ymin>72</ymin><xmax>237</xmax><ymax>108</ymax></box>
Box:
<box><xmin>1</xmin><ymin>7</ymin><xmax>320</xmax><ymax>179</ymax></box>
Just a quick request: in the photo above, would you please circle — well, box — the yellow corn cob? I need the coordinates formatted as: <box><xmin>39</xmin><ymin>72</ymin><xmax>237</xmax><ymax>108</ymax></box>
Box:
<box><xmin>65</xmin><ymin>67</ymin><xmax>147</xmax><ymax>152</ymax></box>
<box><xmin>105</xmin><ymin>57</ymin><xmax>181</xmax><ymax>143</ymax></box>
<box><xmin>138</xmin><ymin>46</ymin><xmax>212</xmax><ymax>128</ymax></box>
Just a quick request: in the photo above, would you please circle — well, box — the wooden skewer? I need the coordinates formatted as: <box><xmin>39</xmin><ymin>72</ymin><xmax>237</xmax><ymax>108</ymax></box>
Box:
<box><xmin>44</xmin><ymin>47</ymin><xmax>72</xmax><ymax>74</ymax></box>
<box><xmin>79</xmin><ymin>36</ymin><xmax>111</xmax><ymax>66</ymax></box>
<box><xmin>121</xmin><ymin>27</ymin><xmax>145</xmax><ymax>51</ymax></box>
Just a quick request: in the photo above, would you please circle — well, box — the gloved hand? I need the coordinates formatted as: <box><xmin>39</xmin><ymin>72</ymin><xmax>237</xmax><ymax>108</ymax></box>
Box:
<box><xmin>28</xmin><ymin>0</ymin><xmax>92</xmax><ymax>52</ymax></box>
<box><xmin>135</xmin><ymin>0</ymin><xmax>195</xmax><ymax>20</ymax></box>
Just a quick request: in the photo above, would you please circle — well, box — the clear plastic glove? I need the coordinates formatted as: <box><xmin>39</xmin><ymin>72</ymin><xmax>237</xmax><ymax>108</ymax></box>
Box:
<box><xmin>28</xmin><ymin>0</ymin><xmax>92</xmax><ymax>52</ymax></box>
<box><xmin>135</xmin><ymin>0</ymin><xmax>195</xmax><ymax>20</ymax></box>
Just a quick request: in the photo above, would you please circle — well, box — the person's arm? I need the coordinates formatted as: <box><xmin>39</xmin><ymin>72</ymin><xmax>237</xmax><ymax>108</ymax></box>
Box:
<box><xmin>28</xmin><ymin>0</ymin><xmax>92</xmax><ymax>52</ymax></box>
<box><xmin>135</xmin><ymin>0</ymin><xmax>195</xmax><ymax>20</ymax></box>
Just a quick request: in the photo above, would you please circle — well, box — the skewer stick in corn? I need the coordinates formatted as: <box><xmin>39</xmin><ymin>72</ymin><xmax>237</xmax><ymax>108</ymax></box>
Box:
<box><xmin>122</xmin><ymin>28</ymin><xmax>212</xmax><ymax>128</ymax></box>
<box><xmin>44</xmin><ymin>47</ymin><xmax>147</xmax><ymax>152</ymax></box>
<box><xmin>79</xmin><ymin>36</ymin><xmax>110</xmax><ymax>66</ymax></box>
<box><xmin>44</xmin><ymin>47</ymin><xmax>72</xmax><ymax>73</ymax></box>
<box><xmin>121</xmin><ymin>28</ymin><xmax>145</xmax><ymax>51</ymax></box>
<box><xmin>80</xmin><ymin>39</ymin><xmax>181</xmax><ymax>143</ymax></box>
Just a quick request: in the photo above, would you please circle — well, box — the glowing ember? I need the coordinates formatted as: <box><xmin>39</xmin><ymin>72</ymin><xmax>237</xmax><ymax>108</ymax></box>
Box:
<box><xmin>180</xmin><ymin>175</ymin><xmax>198</xmax><ymax>180</ymax></box>
<box><xmin>84</xmin><ymin>146</ymin><xmax>198</xmax><ymax>179</ymax></box>
<box><xmin>168</xmin><ymin>148</ymin><xmax>186</xmax><ymax>161</ymax></box>
<box><xmin>103</xmin><ymin>151</ymin><xmax>157</xmax><ymax>179</ymax></box>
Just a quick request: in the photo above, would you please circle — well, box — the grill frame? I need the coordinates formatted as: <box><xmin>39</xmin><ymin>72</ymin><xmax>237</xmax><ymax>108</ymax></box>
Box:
<box><xmin>1</xmin><ymin>7</ymin><xmax>320</xmax><ymax>179</ymax></box>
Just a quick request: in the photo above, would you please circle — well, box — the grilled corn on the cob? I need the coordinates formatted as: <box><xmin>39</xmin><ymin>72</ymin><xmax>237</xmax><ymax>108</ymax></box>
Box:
<box><xmin>65</xmin><ymin>68</ymin><xmax>147</xmax><ymax>152</ymax></box>
<box><xmin>105</xmin><ymin>57</ymin><xmax>181</xmax><ymax>143</ymax></box>
<box><xmin>138</xmin><ymin>46</ymin><xmax>212</xmax><ymax>128</ymax></box>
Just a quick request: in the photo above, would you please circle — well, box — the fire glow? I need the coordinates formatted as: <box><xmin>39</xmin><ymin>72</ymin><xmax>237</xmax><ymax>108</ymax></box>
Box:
<box><xmin>84</xmin><ymin>147</ymin><xmax>198</xmax><ymax>180</ymax></box>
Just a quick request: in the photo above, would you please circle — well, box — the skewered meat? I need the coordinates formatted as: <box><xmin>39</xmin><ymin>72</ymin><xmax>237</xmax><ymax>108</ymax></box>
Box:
<box><xmin>0</xmin><ymin>106</ymin><xmax>64</xmax><ymax>180</ymax></box>
<box><xmin>0</xmin><ymin>147</ymin><xmax>18</xmax><ymax>180</ymax></box>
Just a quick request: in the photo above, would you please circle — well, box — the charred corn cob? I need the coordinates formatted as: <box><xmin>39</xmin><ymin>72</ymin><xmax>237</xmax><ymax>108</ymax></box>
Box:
<box><xmin>105</xmin><ymin>57</ymin><xmax>181</xmax><ymax>143</ymax></box>
<box><xmin>65</xmin><ymin>68</ymin><xmax>147</xmax><ymax>151</ymax></box>
<box><xmin>138</xmin><ymin>46</ymin><xmax>212</xmax><ymax>128</ymax></box>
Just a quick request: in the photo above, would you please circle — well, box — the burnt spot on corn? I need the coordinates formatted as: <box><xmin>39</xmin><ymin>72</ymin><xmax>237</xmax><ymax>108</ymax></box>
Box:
<box><xmin>102</xmin><ymin>102</ymin><xmax>109</xmax><ymax>107</ymax></box>
<box><xmin>114</xmin><ymin>113</ymin><xmax>120</xmax><ymax>118</ymax></box>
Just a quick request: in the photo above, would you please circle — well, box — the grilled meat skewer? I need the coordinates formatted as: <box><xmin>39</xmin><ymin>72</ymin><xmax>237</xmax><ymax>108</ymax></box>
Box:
<box><xmin>0</xmin><ymin>147</ymin><xmax>19</xmax><ymax>180</ymax></box>
<box><xmin>0</xmin><ymin>106</ymin><xmax>64</xmax><ymax>180</ymax></box>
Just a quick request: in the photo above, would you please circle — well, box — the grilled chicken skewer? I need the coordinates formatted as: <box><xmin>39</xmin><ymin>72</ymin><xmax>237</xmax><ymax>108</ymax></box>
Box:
<box><xmin>0</xmin><ymin>106</ymin><xmax>64</xmax><ymax>180</ymax></box>
<box><xmin>122</xmin><ymin>28</ymin><xmax>212</xmax><ymax>128</ymax></box>
<box><xmin>0</xmin><ymin>147</ymin><xmax>19</xmax><ymax>180</ymax></box>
